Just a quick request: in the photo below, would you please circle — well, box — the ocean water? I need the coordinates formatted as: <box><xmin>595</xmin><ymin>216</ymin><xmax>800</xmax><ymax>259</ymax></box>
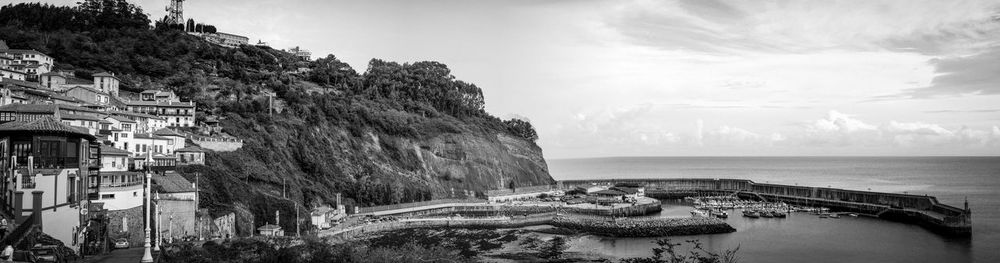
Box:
<box><xmin>548</xmin><ymin>157</ymin><xmax>1000</xmax><ymax>263</ymax></box>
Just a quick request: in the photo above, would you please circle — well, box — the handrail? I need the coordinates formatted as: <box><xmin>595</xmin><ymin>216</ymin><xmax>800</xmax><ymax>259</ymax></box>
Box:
<box><xmin>0</xmin><ymin>213</ymin><xmax>39</xmax><ymax>249</ymax></box>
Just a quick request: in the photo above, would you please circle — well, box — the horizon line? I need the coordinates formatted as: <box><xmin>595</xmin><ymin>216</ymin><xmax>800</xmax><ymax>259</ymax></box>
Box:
<box><xmin>547</xmin><ymin>155</ymin><xmax>1000</xmax><ymax>161</ymax></box>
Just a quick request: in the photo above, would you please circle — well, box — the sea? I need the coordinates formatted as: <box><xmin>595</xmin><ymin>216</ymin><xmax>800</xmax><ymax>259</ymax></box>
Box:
<box><xmin>548</xmin><ymin>157</ymin><xmax>1000</xmax><ymax>263</ymax></box>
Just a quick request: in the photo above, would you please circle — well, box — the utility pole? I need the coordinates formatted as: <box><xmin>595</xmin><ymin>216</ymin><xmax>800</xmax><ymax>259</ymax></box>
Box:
<box><xmin>295</xmin><ymin>203</ymin><xmax>300</xmax><ymax>237</ymax></box>
<box><xmin>196</xmin><ymin>172</ymin><xmax>201</xmax><ymax>240</ymax></box>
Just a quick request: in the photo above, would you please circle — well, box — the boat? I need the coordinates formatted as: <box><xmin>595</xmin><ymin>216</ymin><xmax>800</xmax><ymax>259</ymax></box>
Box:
<box><xmin>828</xmin><ymin>213</ymin><xmax>840</xmax><ymax>219</ymax></box>
<box><xmin>772</xmin><ymin>211</ymin><xmax>787</xmax><ymax>218</ymax></box>
<box><xmin>848</xmin><ymin>213</ymin><xmax>859</xmax><ymax>217</ymax></box>
<box><xmin>819</xmin><ymin>213</ymin><xmax>829</xmax><ymax>218</ymax></box>
<box><xmin>712</xmin><ymin>210</ymin><xmax>729</xmax><ymax>219</ymax></box>
<box><xmin>759</xmin><ymin>210</ymin><xmax>773</xmax><ymax>218</ymax></box>
<box><xmin>691</xmin><ymin>209</ymin><xmax>709</xmax><ymax>217</ymax></box>
<box><xmin>742</xmin><ymin>210</ymin><xmax>759</xmax><ymax>218</ymax></box>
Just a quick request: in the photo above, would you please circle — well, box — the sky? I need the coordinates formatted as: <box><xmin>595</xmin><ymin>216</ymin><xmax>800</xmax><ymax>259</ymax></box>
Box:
<box><xmin>20</xmin><ymin>0</ymin><xmax>1000</xmax><ymax>158</ymax></box>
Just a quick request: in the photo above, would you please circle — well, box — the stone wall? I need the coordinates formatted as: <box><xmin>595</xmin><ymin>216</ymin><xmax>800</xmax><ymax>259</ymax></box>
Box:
<box><xmin>105</xmin><ymin>206</ymin><xmax>144</xmax><ymax>247</ymax></box>
<box><xmin>158</xmin><ymin>199</ymin><xmax>197</xmax><ymax>241</ymax></box>
<box><xmin>192</xmin><ymin>138</ymin><xmax>243</xmax><ymax>152</ymax></box>
<box><xmin>196</xmin><ymin>210</ymin><xmax>236</xmax><ymax>239</ymax></box>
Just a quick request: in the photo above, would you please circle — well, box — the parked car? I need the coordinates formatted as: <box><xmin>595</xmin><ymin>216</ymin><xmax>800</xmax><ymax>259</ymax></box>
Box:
<box><xmin>30</xmin><ymin>245</ymin><xmax>63</xmax><ymax>263</ymax></box>
<box><xmin>11</xmin><ymin>250</ymin><xmax>38</xmax><ymax>263</ymax></box>
<box><xmin>113</xmin><ymin>238</ymin><xmax>130</xmax><ymax>249</ymax></box>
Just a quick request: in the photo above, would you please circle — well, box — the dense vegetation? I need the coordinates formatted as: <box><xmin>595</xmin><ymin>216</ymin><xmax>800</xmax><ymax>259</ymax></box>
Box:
<box><xmin>1</xmin><ymin>0</ymin><xmax>546</xmax><ymax>235</ymax></box>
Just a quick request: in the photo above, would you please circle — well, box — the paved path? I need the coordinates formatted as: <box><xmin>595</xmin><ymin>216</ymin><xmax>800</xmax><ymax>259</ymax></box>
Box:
<box><xmin>79</xmin><ymin>248</ymin><xmax>158</xmax><ymax>263</ymax></box>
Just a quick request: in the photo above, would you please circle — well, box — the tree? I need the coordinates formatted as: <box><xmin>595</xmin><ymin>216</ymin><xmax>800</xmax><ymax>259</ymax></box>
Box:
<box><xmin>503</xmin><ymin>118</ymin><xmax>539</xmax><ymax>142</ymax></box>
<box><xmin>620</xmin><ymin>239</ymin><xmax>740</xmax><ymax>263</ymax></box>
<box><xmin>186</xmin><ymin>18</ymin><xmax>195</xmax><ymax>31</ymax></box>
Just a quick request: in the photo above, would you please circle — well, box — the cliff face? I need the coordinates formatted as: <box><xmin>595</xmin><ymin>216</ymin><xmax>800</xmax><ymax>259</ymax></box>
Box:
<box><xmin>188</xmin><ymin>105</ymin><xmax>553</xmax><ymax>234</ymax></box>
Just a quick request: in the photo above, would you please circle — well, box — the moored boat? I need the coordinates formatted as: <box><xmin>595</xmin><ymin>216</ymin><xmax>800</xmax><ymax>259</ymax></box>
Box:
<box><xmin>691</xmin><ymin>209</ymin><xmax>709</xmax><ymax>217</ymax></box>
<box><xmin>742</xmin><ymin>210</ymin><xmax>759</xmax><ymax>218</ymax></box>
<box><xmin>759</xmin><ymin>210</ymin><xmax>773</xmax><ymax>218</ymax></box>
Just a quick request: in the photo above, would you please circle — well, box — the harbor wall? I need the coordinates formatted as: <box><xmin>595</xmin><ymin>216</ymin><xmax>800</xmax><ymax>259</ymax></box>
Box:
<box><xmin>560</xmin><ymin>178</ymin><xmax>972</xmax><ymax>236</ymax></box>
<box><xmin>326</xmin><ymin>213</ymin><xmax>733</xmax><ymax>240</ymax></box>
<box><xmin>357</xmin><ymin>200</ymin><xmax>663</xmax><ymax>218</ymax></box>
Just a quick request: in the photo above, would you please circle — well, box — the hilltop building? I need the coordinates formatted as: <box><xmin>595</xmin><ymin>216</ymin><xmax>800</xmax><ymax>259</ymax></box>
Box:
<box><xmin>202</xmin><ymin>32</ymin><xmax>248</xmax><ymax>48</ymax></box>
<box><xmin>287</xmin><ymin>46</ymin><xmax>311</xmax><ymax>61</ymax></box>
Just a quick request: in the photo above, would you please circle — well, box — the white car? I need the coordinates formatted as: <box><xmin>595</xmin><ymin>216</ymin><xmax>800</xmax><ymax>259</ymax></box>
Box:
<box><xmin>113</xmin><ymin>238</ymin><xmax>130</xmax><ymax>249</ymax></box>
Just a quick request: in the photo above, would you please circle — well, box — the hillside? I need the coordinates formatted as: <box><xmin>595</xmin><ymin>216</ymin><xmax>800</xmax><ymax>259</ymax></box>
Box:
<box><xmin>0</xmin><ymin>1</ymin><xmax>553</xmax><ymax>235</ymax></box>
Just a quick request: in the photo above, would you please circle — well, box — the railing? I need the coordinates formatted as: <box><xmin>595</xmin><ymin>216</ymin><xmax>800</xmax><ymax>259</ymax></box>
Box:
<box><xmin>357</xmin><ymin>199</ymin><xmax>484</xmax><ymax>214</ymax></box>
<box><xmin>21</xmin><ymin>179</ymin><xmax>36</xmax><ymax>189</ymax></box>
<box><xmin>486</xmin><ymin>185</ymin><xmax>555</xmax><ymax>197</ymax></box>
<box><xmin>99</xmin><ymin>181</ymin><xmax>143</xmax><ymax>190</ymax></box>
<box><xmin>1</xmin><ymin>213</ymin><xmax>39</xmax><ymax>249</ymax></box>
<box><xmin>31</xmin><ymin>157</ymin><xmax>79</xmax><ymax>169</ymax></box>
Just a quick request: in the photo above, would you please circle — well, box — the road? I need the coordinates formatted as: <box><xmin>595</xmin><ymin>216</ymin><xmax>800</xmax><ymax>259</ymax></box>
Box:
<box><xmin>79</xmin><ymin>247</ymin><xmax>158</xmax><ymax>263</ymax></box>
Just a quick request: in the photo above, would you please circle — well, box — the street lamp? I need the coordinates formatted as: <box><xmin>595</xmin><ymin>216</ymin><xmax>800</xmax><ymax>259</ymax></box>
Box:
<box><xmin>141</xmin><ymin>153</ymin><xmax>154</xmax><ymax>263</ymax></box>
<box><xmin>154</xmin><ymin>192</ymin><xmax>161</xmax><ymax>252</ymax></box>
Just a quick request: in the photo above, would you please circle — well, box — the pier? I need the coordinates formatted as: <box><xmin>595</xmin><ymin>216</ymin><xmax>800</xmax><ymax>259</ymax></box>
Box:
<box><xmin>561</xmin><ymin>178</ymin><xmax>972</xmax><ymax>236</ymax></box>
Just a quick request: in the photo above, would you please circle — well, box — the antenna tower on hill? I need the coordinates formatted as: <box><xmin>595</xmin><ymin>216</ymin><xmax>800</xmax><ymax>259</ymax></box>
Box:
<box><xmin>165</xmin><ymin>0</ymin><xmax>185</xmax><ymax>24</ymax></box>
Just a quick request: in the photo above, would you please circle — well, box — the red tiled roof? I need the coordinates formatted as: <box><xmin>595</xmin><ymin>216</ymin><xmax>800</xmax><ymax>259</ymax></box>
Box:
<box><xmin>100</xmin><ymin>145</ymin><xmax>131</xmax><ymax>156</ymax></box>
<box><xmin>175</xmin><ymin>146</ymin><xmax>206</xmax><ymax>152</ymax></box>
<box><xmin>153</xmin><ymin>128</ymin><xmax>184</xmax><ymax>137</ymax></box>
<box><xmin>0</xmin><ymin>116</ymin><xmax>95</xmax><ymax>140</ymax></box>
<box><xmin>152</xmin><ymin>172</ymin><xmax>196</xmax><ymax>193</ymax></box>
<box><xmin>0</xmin><ymin>103</ymin><xmax>57</xmax><ymax>114</ymax></box>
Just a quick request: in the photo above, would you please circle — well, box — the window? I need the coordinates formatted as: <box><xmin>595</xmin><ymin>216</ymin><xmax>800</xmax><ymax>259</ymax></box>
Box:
<box><xmin>101</xmin><ymin>194</ymin><xmax>115</xmax><ymax>199</ymax></box>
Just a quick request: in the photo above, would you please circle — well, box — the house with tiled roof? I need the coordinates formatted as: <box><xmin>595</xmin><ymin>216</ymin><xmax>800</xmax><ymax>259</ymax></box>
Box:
<box><xmin>91</xmin><ymin>72</ymin><xmax>120</xmax><ymax>96</ymax></box>
<box><xmin>0</xmin><ymin>47</ymin><xmax>53</xmax><ymax>81</ymax></box>
<box><xmin>154</xmin><ymin>128</ymin><xmax>186</xmax><ymax>151</ymax></box>
<box><xmin>127</xmin><ymin>90</ymin><xmax>196</xmax><ymax>127</ymax></box>
<box><xmin>0</xmin><ymin>116</ymin><xmax>99</xmax><ymax>251</ymax></box>
<box><xmin>61</xmin><ymin>85</ymin><xmax>123</xmax><ymax>111</ymax></box>
<box><xmin>0</xmin><ymin>87</ymin><xmax>27</xmax><ymax>106</ymax></box>
<box><xmin>175</xmin><ymin>145</ymin><xmax>206</xmax><ymax>166</ymax></box>
<box><xmin>94</xmin><ymin>146</ymin><xmax>144</xmax><ymax>248</ymax></box>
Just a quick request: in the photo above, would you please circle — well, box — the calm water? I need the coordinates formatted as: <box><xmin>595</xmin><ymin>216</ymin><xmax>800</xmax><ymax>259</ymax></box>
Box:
<box><xmin>548</xmin><ymin>157</ymin><xmax>1000</xmax><ymax>263</ymax></box>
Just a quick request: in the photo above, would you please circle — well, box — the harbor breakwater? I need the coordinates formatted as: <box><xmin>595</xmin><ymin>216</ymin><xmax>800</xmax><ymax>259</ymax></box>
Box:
<box><xmin>324</xmin><ymin>212</ymin><xmax>733</xmax><ymax>240</ymax></box>
<box><xmin>561</xmin><ymin>178</ymin><xmax>972</xmax><ymax>236</ymax></box>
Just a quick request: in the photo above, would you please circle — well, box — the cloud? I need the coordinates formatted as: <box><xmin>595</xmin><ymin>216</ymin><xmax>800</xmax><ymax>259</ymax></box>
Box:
<box><xmin>606</xmin><ymin>0</ymin><xmax>1000</xmax><ymax>54</ymax></box>
<box><xmin>798</xmin><ymin>111</ymin><xmax>881</xmax><ymax>147</ymax></box>
<box><xmin>897</xmin><ymin>48</ymin><xmax>1000</xmax><ymax>97</ymax></box>
<box><xmin>791</xmin><ymin>111</ymin><xmax>1000</xmax><ymax>149</ymax></box>
<box><xmin>543</xmin><ymin>107</ymin><xmax>1000</xmax><ymax>157</ymax></box>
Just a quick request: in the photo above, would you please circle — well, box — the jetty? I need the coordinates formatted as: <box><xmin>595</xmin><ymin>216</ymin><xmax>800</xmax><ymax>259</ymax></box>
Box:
<box><xmin>561</xmin><ymin>178</ymin><xmax>972</xmax><ymax>236</ymax></box>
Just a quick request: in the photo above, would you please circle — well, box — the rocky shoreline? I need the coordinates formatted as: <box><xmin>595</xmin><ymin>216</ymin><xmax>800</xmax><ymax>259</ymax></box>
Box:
<box><xmin>552</xmin><ymin>216</ymin><xmax>736</xmax><ymax>237</ymax></box>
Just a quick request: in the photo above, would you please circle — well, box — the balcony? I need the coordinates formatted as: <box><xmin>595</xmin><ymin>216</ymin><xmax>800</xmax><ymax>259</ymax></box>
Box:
<box><xmin>14</xmin><ymin>156</ymin><xmax>80</xmax><ymax>169</ymax></box>
<box><xmin>21</xmin><ymin>180</ymin><xmax>36</xmax><ymax>189</ymax></box>
<box><xmin>99</xmin><ymin>181</ymin><xmax>143</xmax><ymax>191</ymax></box>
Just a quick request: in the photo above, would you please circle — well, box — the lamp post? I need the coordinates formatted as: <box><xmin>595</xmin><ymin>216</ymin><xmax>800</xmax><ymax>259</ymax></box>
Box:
<box><xmin>141</xmin><ymin>153</ymin><xmax>154</xmax><ymax>263</ymax></box>
<box><xmin>154</xmin><ymin>192</ymin><xmax>161</xmax><ymax>252</ymax></box>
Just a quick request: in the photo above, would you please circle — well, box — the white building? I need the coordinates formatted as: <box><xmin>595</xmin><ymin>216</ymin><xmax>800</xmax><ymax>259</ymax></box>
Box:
<box><xmin>101</xmin><ymin>116</ymin><xmax>137</xmax><ymax>154</ymax></box>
